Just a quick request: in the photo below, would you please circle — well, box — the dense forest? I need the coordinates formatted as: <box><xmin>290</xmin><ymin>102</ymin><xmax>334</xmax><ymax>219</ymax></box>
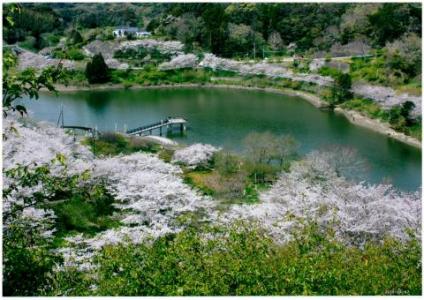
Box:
<box><xmin>4</xmin><ymin>3</ymin><xmax>421</xmax><ymax>54</ymax></box>
<box><xmin>3</xmin><ymin>3</ymin><xmax>422</xmax><ymax>85</ymax></box>
<box><xmin>3</xmin><ymin>3</ymin><xmax>421</xmax><ymax>87</ymax></box>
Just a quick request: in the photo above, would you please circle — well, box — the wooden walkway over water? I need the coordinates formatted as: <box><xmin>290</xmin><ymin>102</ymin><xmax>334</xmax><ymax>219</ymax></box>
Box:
<box><xmin>57</xmin><ymin>105</ymin><xmax>186</xmax><ymax>137</ymax></box>
<box><xmin>126</xmin><ymin>117</ymin><xmax>187</xmax><ymax>136</ymax></box>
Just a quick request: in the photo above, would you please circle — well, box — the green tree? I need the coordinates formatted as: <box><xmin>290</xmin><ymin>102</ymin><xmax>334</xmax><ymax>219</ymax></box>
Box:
<box><xmin>146</xmin><ymin>19</ymin><xmax>160</xmax><ymax>33</ymax></box>
<box><xmin>329</xmin><ymin>72</ymin><xmax>353</xmax><ymax>106</ymax></box>
<box><xmin>214</xmin><ymin>151</ymin><xmax>241</xmax><ymax>175</ymax></box>
<box><xmin>400</xmin><ymin>101</ymin><xmax>416</xmax><ymax>124</ymax></box>
<box><xmin>9</xmin><ymin>5</ymin><xmax>60</xmax><ymax>49</ymax></box>
<box><xmin>368</xmin><ymin>3</ymin><xmax>421</xmax><ymax>47</ymax></box>
<box><xmin>243</xmin><ymin>131</ymin><xmax>298</xmax><ymax>183</ymax></box>
<box><xmin>201</xmin><ymin>4</ymin><xmax>228</xmax><ymax>55</ymax></box>
<box><xmin>385</xmin><ymin>33</ymin><xmax>422</xmax><ymax>79</ymax></box>
<box><xmin>85</xmin><ymin>53</ymin><xmax>110</xmax><ymax>84</ymax></box>
<box><xmin>273</xmin><ymin>135</ymin><xmax>299</xmax><ymax>167</ymax></box>
<box><xmin>388</xmin><ymin>101</ymin><xmax>417</xmax><ymax>130</ymax></box>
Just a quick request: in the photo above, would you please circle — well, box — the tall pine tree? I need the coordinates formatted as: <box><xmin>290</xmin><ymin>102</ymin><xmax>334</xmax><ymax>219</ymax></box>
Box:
<box><xmin>85</xmin><ymin>53</ymin><xmax>110</xmax><ymax>84</ymax></box>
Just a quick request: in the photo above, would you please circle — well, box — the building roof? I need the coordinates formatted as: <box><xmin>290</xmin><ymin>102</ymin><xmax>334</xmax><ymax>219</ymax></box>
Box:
<box><xmin>115</xmin><ymin>27</ymin><xmax>140</xmax><ymax>33</ymax></box>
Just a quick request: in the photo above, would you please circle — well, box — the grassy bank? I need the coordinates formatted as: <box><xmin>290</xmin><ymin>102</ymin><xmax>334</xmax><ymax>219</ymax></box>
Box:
<box><xmin>341</xmin><ymin>98</ymin><xmax>422</xmax><ymax>140</ymax></box>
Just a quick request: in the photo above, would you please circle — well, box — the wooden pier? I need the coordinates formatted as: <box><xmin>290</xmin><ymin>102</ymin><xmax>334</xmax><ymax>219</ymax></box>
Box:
<box><xmin>126</xmin><ymin>117</ymin><xmax>187</xmax><ymax>136</ymax></box>
<box><xmin>57</xmin><ymin>105</ymin><xmax>186</xmax><ymax>137</ymax></box>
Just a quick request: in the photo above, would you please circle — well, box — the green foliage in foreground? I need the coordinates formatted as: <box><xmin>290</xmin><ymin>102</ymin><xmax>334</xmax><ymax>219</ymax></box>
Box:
<box><xmin>83</xmin><ymin>132</ymin><xmax>160</xmax><ymax>157</ymax></box>
<box><xmin>47</xmin><ymin>224</ymin><xmax>422</xmax><ymax>296</ymax></box>
<box><xmin>3</xmin><ymin>150</ymin><xmax>421</xmax><ymax>296</ymax></box>
<box><xmin>3</xmin><ymin>219</ymin><xmax>61</xmax><ymax>296</ymax></box>
<box><xmin>3</xmin><ymin>156</ymin><xmax>119</xmax><ymax>296</ymax></box>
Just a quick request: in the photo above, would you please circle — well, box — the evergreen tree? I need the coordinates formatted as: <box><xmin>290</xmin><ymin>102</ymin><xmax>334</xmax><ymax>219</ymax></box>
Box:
<box><xmin>85</xmin><ymin>53</ymin><xmax>110</xmax><ymax>84</ymax></box>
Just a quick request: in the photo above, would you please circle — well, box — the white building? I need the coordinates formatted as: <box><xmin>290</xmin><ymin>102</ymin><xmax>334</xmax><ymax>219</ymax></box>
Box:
<box><xmin>113</xmin><ymin>27</ymin><xmax>152</xmax><ymax>39</ymax></box>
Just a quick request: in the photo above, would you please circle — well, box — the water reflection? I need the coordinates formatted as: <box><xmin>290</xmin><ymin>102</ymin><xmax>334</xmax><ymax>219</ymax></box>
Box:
<box><xmin>25</xmin><ymin>88</ymin><xmax>421</xmax><ymax>191</ymax></box>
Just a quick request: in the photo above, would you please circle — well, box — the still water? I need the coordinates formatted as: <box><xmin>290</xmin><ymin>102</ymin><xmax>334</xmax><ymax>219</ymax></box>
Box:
<box><xmin>23</xmin><ymin>87</ymin><xmax>421</xmax><ymax>191</ymax></box>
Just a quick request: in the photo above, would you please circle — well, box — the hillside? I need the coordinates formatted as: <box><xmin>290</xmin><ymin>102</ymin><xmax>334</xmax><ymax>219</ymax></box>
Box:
<box><xmin>2</xmin><ymin>3</ymin><xmax>423</xmax><ymax>296</ymax></box>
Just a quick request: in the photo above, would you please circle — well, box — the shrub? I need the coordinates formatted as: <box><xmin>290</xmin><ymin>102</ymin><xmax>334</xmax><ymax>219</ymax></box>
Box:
<box><xmin>341</xmin><ymin>98</ymin><xmax>387</xmax><ymax>119</ymax></box>
<box><xmin>67</xmin><ymin>48</ymin><xmax>85</xmax><ymax>61</ymax></box>
<box><xmin>52</xmin><ymin>48</ymin><xmax>72</xmax><ymax>60</ymax></box>
<box><xmin>18</xmin><ymin>36</ymin><xmax>37</xmax><ymax>52</ymax></box>
<box><xmin>243</xmin><ymin>131</ymin><xmax>299</xmax><ymax>183</ymax></box>
<box><xmin>60</xmin><ymin>69</ymin><xmax>87</xmax><ymax>85</ymax></box>
<box><xmin>84</xmin><ymin>132</ymin><xmax>159</xmax><ymax>157</ymax></box>
<box><xmin>245</xmin><ymin>161</ymin><xmax>278</xmax><ymax>184</ymax></box>
<box><xmin>387</xmin><ymin>101</ymin><xmax>417</xmax><ymax>131</ymax></box>
<box><xmin>114</xmin><ymin>48</ymin><xmax>148</xmax><ymax>60</ymax></box>
<box><xmin>128</xmin><ymin>136</ymin><xmax>159</xmax><ymax>152</ymax></box>
<box><xmin>318</xmin><ymin>66</ymin><xmax>341</xmax><ymax>78</ymax></box>
<box><xmin>136</xmin><ymin>67</ymin><xmax>168</xmax><ymax>85</ymax></box>
<box><xmin>158</xmin><ymin>148</ymin><xmax>175</xmax><ymax>163</ymax></box>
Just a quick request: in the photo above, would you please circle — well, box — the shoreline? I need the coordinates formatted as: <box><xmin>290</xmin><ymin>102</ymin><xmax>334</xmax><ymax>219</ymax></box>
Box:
<box><xmin>334</xmin><ymin>107</ymin><xmax>422</xmax><ymax>149</ymax></box>
<box><xmin>49</xmin><ymin>83</ymin><xmax>421</xmax><ymax>149</ymax></box>
<box><xmin>52</xmin><ymin>83</ymin><xmax>327</xmax><ymax>107</ymax></box>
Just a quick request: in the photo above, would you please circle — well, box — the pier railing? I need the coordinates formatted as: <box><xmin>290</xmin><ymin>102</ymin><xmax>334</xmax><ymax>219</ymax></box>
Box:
<box><xmin>126</xmin><ymin>117</ymin><xmax>187</xmax><ymax>136</ymax></box>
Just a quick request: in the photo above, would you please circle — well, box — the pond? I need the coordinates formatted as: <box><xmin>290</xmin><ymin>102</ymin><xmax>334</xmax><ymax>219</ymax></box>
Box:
<box><xmin>22</xmin><ymin>87</ymin><xmax>421</xmax><ymax>191</ymax></box>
